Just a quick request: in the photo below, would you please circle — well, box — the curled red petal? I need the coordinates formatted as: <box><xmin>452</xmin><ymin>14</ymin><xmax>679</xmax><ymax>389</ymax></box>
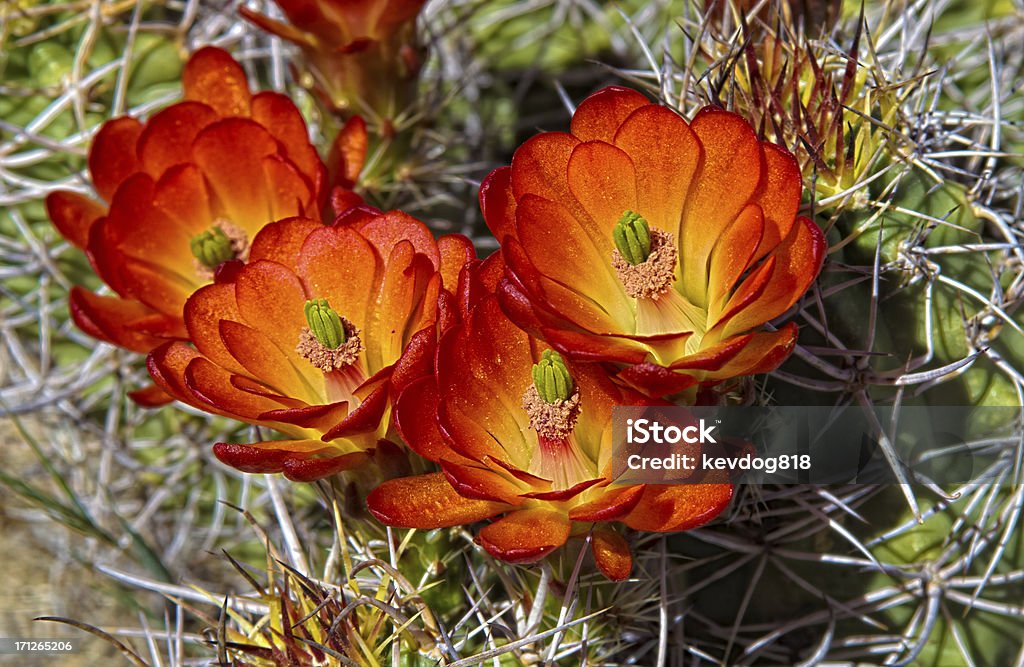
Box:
<box><xmin>568</xmin><ymin>484</ymin><xmax>645</xmax><ymax>522</ymax></box>
<box><xmin>283</xmin><ymin>451</ymin><xmax>371</xmax><ymax>481</ymax></box>
<box><xmin>127</xmin><ymin>383</ymin><xmax>174</xmax><ymax>407</ymax></box>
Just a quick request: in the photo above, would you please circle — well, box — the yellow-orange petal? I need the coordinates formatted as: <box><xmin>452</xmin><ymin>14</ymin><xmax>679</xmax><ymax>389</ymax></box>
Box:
<box><xmin>251</xmin><ymin>91</ymin><xmax>324</xmax><ymax>191</ymax></box>
<box><xmin>182</xmin><ymin>46</ymin><xmax>252</xmax><ymax>117</ymax></box>
<box><xmin>151</xmin><ymin>163</ymin><xmax>214</xmax><ymax>236</ymax></box>
<box><xmin>623</xmin><ymin>484</ymin><xmax>733</xmax><ymax>532</ymax></box>
<box><xmin>220</xmin><ymin>319</ymin><xmax>320</xmax><ymax>404</ymax></box>
<box><xmin>478</xmin><ymin>508</ymin><xmax>571</xmax><ymax>564</ymax></box>
<box><xmin>570</xmin><ymin>86</ymin><xmax>650</xmax><ymax>143</ymax></box>
<box><xmin>136</xmin><ymin>101</ymin><xmax>218</xmax><ymax>177</ymax></box>
<box><xmin>367</xmin><ymin>473</ymin><xmax>506</xmax><ymax>529</ymax></box>
<box><xmin>515</xmin><ymin>195</ymin><xmax>631</xmax><ymax>329</ymax></box>
<box><xmin>191</xmin><ymin>119</ymin><xmax>280</xmax><ymax>225</ymax></box>
<box><xmin>297</xmin><ymin>225</ymin><xmax>380</xmax><ymax>343</ymax></box>
<box><xmin>751</xmin><ymin>143</ymin><xmax>802</xmax><ymax>262</ymax></box>
<box><xmin>681</xmin><ymin>107</ymin><xmax>763</xmax><ymax>306</ymax></box>
<box><xmin>720</xmin><ymin>216</ymin><xmax>824</xmax><ymax>339</ymax></box>
<box><xmin>234</xmin><ymin>260</ymin><xmax>309</xmax><ymax>353</ymax></box>
<box><xmin>702</xmin><ymin>325</ymin><xmax>799</xmax><ymax>380</ymax></box>
<box><xmin>565</xmin><ymin>140</ymin><xmax>638</xmax><ymax>240</ymax></box>
<box><xmin>613</xmin><ymin>103</ymin><xmax>702</xmax><ymax>234</ymax></box>
<box><xmin>510</xmin><ymin>132</ymin><xmax>580</xmax><ymax>205</ymax></box>
<box><xmin>249</xmin><ymin>217</ymin><xmax>322</xmax><ymax>267</ymax></box>
<box><xmin>707</xmin><ymin>204</ymin><xmax>765</xmax><ymax>312</ymax></box>
<box><xmin>184</xmin><ymin>356</ymin><xmax>287</xmax><ymax>420</ymax></box>
<box><xmin>438</xmin><ymin>234</ymin><xmax>475</xmax><ymax>292</ymax></box>
<box><xmin>592</xmin><ymin>528</ymin><xmax>632</xmax><ymax>581</ymax></box>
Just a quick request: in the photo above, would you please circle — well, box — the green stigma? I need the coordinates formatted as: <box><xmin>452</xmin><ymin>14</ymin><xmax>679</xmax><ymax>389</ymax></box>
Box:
<box><xmin>613</xmin><ymin>210</ymin><xmax>652</xmax><ymax>265</ymax></box>
<box><xmin>304</xmin><ymin>299</ymin><xmax>347</xmax><ymax>350</ymax></box>
<box><xmin>531</xmin><ymin>349</ymin><xmax>575</xmax><ymax>403</ymax></box>
<box><xmin>190</xmin><ymin>227</ymin><xmax>235</xmax><ymax>269</ymax></box>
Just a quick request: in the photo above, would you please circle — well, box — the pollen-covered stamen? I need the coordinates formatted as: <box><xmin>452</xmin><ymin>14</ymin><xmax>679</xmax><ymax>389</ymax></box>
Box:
<box><xmin>190</xmin><ymin>218</ymin><xmax>250</xmax><ymax>279</ymax></box>
<box><xmin>523</xmin><ymin>350</ymin><xmax>581</xmax><ymax>440</ymax></box>
<box><xmin>296</xmin><ymin>299</ymin><xmax>364</xmax><ymax>372</ymax></box>
<box><xmin>612</xmin><ymin>216</ymin><xmax>678</xmax><ymax>300</ymax></box>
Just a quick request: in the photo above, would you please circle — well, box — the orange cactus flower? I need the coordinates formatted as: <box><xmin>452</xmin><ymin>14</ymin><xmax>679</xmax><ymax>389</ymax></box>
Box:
<box><xmin>241</xmin><ymin>0</ymin><xmax>425</xmax><ymax>117</ymax></box>
<box><xmin>46</xmin><ymin>47</ymin><xmax>326</xmax><ymax>373</ymax></box>
<box><xmin>368</xmin><ymin>259</ymin><xmax>732</xmax><ymax>580</ymax></box>
<box><xmin>146</xmin><ymin>207</ymin><xmax>473</xmax><ymax>481</ymax></box>
<box><xmin>481</xmin><ymin>86</ymin><xmax>826</xmax><ymax>397</ymax></box>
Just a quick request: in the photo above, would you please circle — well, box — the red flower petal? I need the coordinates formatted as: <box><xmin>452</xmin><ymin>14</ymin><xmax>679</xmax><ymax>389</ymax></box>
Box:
<box><xmin>707</xmin><ymin>204</ymin><xmax>765</xmax><ymax>311</ymax></box>
<box><xmin>623</xmin><ymin>483</ymin><xmax>733</xmax><ymax>532</ymax></box>
<box><xmin>568</xmin><ymin>484</ymin><xmax>645</xmax><ymax>522</ymax></box>
<box><xmin>248</xmin><ymin>217</ymin><xmax>322</xmax><ymax>268</ymax></box>
<box><xmin>478</xmin><ymin>508</ymin><xmax>571</xmax><ymax>564</ymax></box>
<box><xmin>367</xmin><ymin>472</ymin><xmax>506</xmax><ymax>529</ymax></box>
<box><xmin>394</xmin><ymin>376</ymin><xmax>448</xmax><ymax>462</ymax></box>
<box><xmin>720</xmin><ymin>216</ymin><xmax>825</xmax><ymax>338</ymax></box>
<box><xmin>146</xmin><ymin>341</ymin><xmax>205</xmax><ymax>405</ymax></box>
<box><xmin>752</xmin><ymin>143</ymin><xmax>802</xmax><ymax>262</ymax></box>
<box><xmin>213</xmin><ymin>439</ymin><xmax>334</xmax><ymax>474</ymax></box>
<box><xmin>441</xmin><ymin>460</ymin><xmax>526</xmax><ymax>504</ymax></box>
<box><xmin>127</xmin><ymin>383</ymin><xmax>175</xmax><ymax>407</ymax></box>
<box><xmin>69</xmin><ymin>287</ymin><xmax>169</xmax><ymax>353</ymax></box>
<box><xmin>613</xmin><ymin>103</ymin><xmax>702</xmax><ymax>233</ymax></box>
<box><xmin>89</xmin><ymin>117</ymin><xmax>143</xmax><ymax>202</ymax></box>
<box><xmin>680</xmin><ymin>107</ymin><xmax>764</xmax><ymax>306</ymax></box>
<box><xmin>570</xmin><ymin>86</ymin><xmax>650</xmax><ymax>143</ymax></box>
<box><xmin>283</xmin><ymin>451</ymin><xmax>371</xmax><ymax>481</ymax></box>
<box><xmin>191</xmin><ymin>119</ymin><xmax>281</xmax><ymax>226</ymax></box>
<box><xmin>591</xmin><ymin>528</ymin><xmax>632</xmax><ymax>581</ymax></box>
<box><xmin>321</xmin><ymin>382</ymin><xmax>389</xmax><ymax>440</ymax></box>
<box><xmin>182</xmin><ymin>46</ymin><xmax>252</xmax><ymax>117</ymax></box>
<box><xmin>137</xmin><ymin>102</ymin><xmax>218</xmax><ymax>177</ymax></box>
<box><xmin>480</xmin><ymin>166</ymin><xmax>517</xmax><ymax>243</ymax></box>
<box><xmin>327</xmin><ymin>114</ymin><xmax>368</xmax><ymax>190</ymax></box>
<box><xmin>438</xmin><ymin>234</ymin><xmax>476</xmax><ymax>292</ymax></box>
<box><xmin>615</xmin><ymin>362</ymin><xmax>699</xmax><ymax>397</ymax></box>
<box><xmin>45</xmin><ymin>191</ymin><xmax>104</xmax><ymax>250</ymax></box>
<box><xmin>510</xmin><ymin>132</ymin><xmax>579</xmax><ymax>203</ymax></box>
<box><xmin>251</xmin><ymin>91</ymin><xmax>324</xmax><ymax>194</ymax></box>
<box><xmin>565</xmin><ymin>141</ymin><xmax>637</xmax><ymax>239</ymax></box>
